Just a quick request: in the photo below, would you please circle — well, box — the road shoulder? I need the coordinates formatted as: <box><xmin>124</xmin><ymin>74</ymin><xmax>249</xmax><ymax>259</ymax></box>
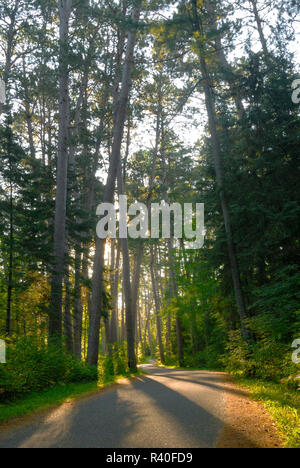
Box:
<box><xmin>217</xmin><ymin>375</ymin><xmax>283</xmax><ymax>448</ymax></box>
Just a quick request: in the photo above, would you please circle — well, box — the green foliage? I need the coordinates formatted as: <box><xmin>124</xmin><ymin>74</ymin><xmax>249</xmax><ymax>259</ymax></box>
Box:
<box><xmin>99</xmin><ymin>343</ymin><xmax>129</xmax><ymax>382</ymax></box>
<box><xmin>0</xmin><ymin>381</ymin><xmax>100</xmax><ymax>425</ymax></box>
<box><xmin>248</xmin><ymin>267</ymin><xmax>300</xmax><ymax>342</ymax></box>
<box><xmin>102</xmin><ymin>353</ymin><xmax>115</xmax><ymax>381</ymax></box>
<box><xmin>67</xmin><ymin>359</ymin><xmax>98</xmax><ymax>383</ymax></box>
<box><xmin>184</xmin><ymin>345</ymin><xmax>225</xmax><ymax>370</ymax></box>
<box><xmin>114</xmin><ymin>343</ymin><xmax>128</xmax><ymax>375</ymax></box>
<box><xmin>224</xmin><ymin>330</ymin><xmax>252</xmax><ymax>376</ymax></box>
<box><xmin>0</xmin><ymin>338</ymin><xmax>98</xmax><ymax>401</ymax></box>
<box><xmin>225</xmin><ymin>331</ymin><xmax>299</xmax><ymax>384</ymax></box>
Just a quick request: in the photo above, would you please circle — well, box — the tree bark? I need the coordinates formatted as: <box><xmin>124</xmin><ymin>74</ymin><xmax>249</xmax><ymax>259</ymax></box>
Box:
<box><xmin>22</xmin><ymin>58</ymin><xmax>35</xmax><ymax>158</ymax></box>
<box><xmin>150</xmin><ymin>245</ymin><xmax>165</xmax><ymax>364</ymax></box>
<box><xmin>87</xmin><ymin>3</ymin><xmax>141</xmax><ymax>366</ymax></box>
<box><xmin>73</xmin><ymin>246</ymin><xmax>83</xmax><ymax>357</ymax></box>
<box><xmin>121</xmin><ymin>286</ymin><xmax>126</xmax><ymax>341</ymax></box>
<box><xmin>168</xmin><ymin>237</ymin><xmax>185</xmax><ymax>366</ymax></box>
<box><xmin>6</xmin><ymin>179</ymin><xmax>13</xmax><ymax>336</ymax></box>
<box><xmin>110</xmin><ymin>240</ymin><xmax>121</xmax><ymax>344</ymax></box>
<box><xmin>130</xmin><ymin>94</ymin><xmax>162</xmax><ymax>338</ymax></box>
<box><xmin>144</xmin><ymin>296</ymin><xmax>153</xmax><ymax>357</ymax></box>
<box><xmin>117</xmin><ymin>164</ymin><xmax>137</xmax><ymax>372</ymax></box>
<box><xmin>191</xmin><ymin>0</ymin><xmax>250</xmax><ymax>341</ymax></box>
<box><xmin>68</xmin><ymin>71</ymin><xmax>88</xmax><ymax>359</ymax></box>
<box><xmin>3</xmin><ymin>0</ymin><xmax>20</xmax><ymax>91</ymax></box>
<box><xmin>2</xmin><ymin>2</ymin><xmax>20</xmax><ymax>334</ymax></box>
<box><xmin>160</xmin><ymin>121</ymin><xmax>185</xmax><ymax>366</ymax></box>
<box><xmin>49</xmin><ymin>0</ymin><xmax>73</xmax><ymax>341</ymax></box>
<box><xmin>204</xmin><ymin>0</ymin><xmax>245</xmax><ymax>120</ymax></box>
<box><xmin>249</xmin><ymin>0</ymin><xmax>269</xmax><ymax>57</ymax></box>
<box><xmin>64</xmin><ymin>268</ymin><xmax>73</xmax><ymax>353</ymax></box>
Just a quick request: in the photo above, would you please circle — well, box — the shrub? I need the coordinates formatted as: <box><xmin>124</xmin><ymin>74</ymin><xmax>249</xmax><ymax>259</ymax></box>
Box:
<box><xmin>184</xmin><ymin>346</ymin><xmax>225</xmax><ymax>370</ymax></box>
<box><xmin>224</xmin><ymin>330</ymin><xmax>299</xmax><ymax>383</ymax></box>
<box><xmin>0</xmin><ymin>365</ymin><xmax>17</xmax><ymax>398</ymax></box>
<box><xmin>113</xmin><ymin>343</ymin><xmax>128</xmax><ymax>375</ymax></box>
<box><xmin>102</xmin><ymin>353</ymin><xmax>115</xmax><ymax>381</ymax></box>
<box><xmin>99</xmin><ymin>343</ymin><xmax>129</xmax><ymax>381</ymax></box>
<box><xmin>222</xmin><ymin>330</ymin><xmax>251</xmax><ymax>376</ymax></box>
<box><xmin>67</xmin><ymin>359</ymin><xmax>98</xmax><ymax>383</ymax></box>
<box><xmin>0</xmin><ymin>337</ymin><xmax>98</xmax><ymax>401</ymax></box>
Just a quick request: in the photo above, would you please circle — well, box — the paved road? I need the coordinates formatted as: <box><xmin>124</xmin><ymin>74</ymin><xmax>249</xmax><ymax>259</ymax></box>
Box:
<box><xmin>0</xmin><ymin>364</ymin><xmax>226</xmax><ymax>448</ymax></box>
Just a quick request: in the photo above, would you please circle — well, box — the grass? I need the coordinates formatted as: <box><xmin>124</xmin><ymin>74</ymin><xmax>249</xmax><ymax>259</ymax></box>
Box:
<box><xmin>0</xmin><ymin>371</ymin><xmax>140</xmax><ymax>426</ymax></box>
<box><xmin>234</xmin><ymin>376</ymin><xmax>300</xmax><ymax>448</ymax></box>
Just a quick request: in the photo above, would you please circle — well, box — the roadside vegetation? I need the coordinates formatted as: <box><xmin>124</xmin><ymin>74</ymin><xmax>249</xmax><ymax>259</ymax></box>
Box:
<box><xmin>0</xmin><ymin>338</ymin><xmax>136</xmax><ymax>424</ymax></box>
<box><xmin>234</xmin><ymin>377</ymin><xmax>300</xmax><ymax>448</ymax></box>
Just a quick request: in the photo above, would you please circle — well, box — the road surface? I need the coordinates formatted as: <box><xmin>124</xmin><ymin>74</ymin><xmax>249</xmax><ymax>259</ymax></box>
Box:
<box><xmin>0</xmin><ymin>364</ymin><xmax>226</xmax><ymax>448</ymax></box>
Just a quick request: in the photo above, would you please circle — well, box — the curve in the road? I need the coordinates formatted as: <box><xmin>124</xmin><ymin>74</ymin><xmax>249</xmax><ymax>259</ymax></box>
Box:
<box><xmin>0</xmin><ymin>364</ymin><xmax>226</xmax><ymax>448</ymax></box>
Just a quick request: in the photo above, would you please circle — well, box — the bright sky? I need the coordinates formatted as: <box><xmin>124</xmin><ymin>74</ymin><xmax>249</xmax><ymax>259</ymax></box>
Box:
<box><xmin>128</xmin><ymin>2</ymin><xmax>300</xmax><ymax>159</ymax></box>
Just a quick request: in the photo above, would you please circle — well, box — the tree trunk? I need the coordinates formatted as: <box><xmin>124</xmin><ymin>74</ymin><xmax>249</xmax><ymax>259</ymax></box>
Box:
<box><xmin>131</xmin><ymin>242</ymin><xmax>144</xmax><ymax>338</ymax></box>
<box><xmin>121</xmin><ymin>286</ymin><xmax>126</xmax><ymax>341</ymax></box>
<box><xmin>150</xmin><ymin>246</ymin><xmax>165</xmax><ymax>364</ymax></box>
<box><xmin>69</xmin><ymin>70</ymin><xmax>89</xmax><ymax>358</ymax></box>
<box><xmin>191</xmin><ymin>0</ymin><xmax>250</xmax><ymax>341</ymax></box>
<box><xmin>118</xmin><ymin>164</ymin><xmax>137</xmax><ymax>372</ymax></box>
<box><xmin>22</xmin><ymin>58</ymin><xmax>35</xmax><ymax>158</ymax></box>
<box><xmin>160</xmin><ymin>122</ymin><xmax>185</xmax><ymax>366</ymax></box>
<box><xmin>204</xmin><ymin>0</ymin><xmax>245</xmax><ymax>120</ymax></box>
<box><xmin>49</xmin><ymin>0</ymin><xmax>73</xmax><ymax>341</ymax></box>
<box><xmin>145</xmin><ymin>301</ymin><xmax>153</xmax><ymax>357</ymax></box>
<box><xmin>180</xmin><ymin>240</ymin><xmax>198</xmax><ymax>351</ymax></box>
<box><xmin>138</xmin><ymin>301</ymin><xmax>143</xmax><ymax>347</ymax></box>
<box><xmin>130</xmin><ymin>99</ymin><xmax>161</xmax><ymax>339</ymax></box>
<box><xmin>64</xmin><ymin>269</ymin><xmax>73</xmax><ymax>353</ymax></box>
<box><xmin>168</xmin><ymin>238</ymin><xmax>185</xmax><ymax>367</ymax></box>
<box><xmin>200</xmin><ymin>59</ymin><xmax>249</xmax><ymax>340</ymax></box>
<box><xmin>110</xmin><ymin>240</ymin><xmax>121</xmax><ymax>344</ymax></box>
<box><xmin>73</xmin><ymin>246</ymin><xmax>83</xmax><ymax>358</ymax></box>
<box><xmin>166</xmin><ymin>311</ymin><xmax>171</xmax><ymax>357</ymax></box>
<box><xmin>87</xmin><ymin>3</ymin><xmax>141</xmax><ymax>366</ymax></box>
<box><xmin>249</xmin><ymin>0</ymin><xmax>269</xmax><ymax>57</ymax></box>
<box><xmin>3</xmin><ymin>0</ymin><xmax>20</xmax><ymax>93</ymax></box>
<box><xmin>6</xmin><ymin>180</ymin><xmax>13</xmax><ymax>336</ymax></box>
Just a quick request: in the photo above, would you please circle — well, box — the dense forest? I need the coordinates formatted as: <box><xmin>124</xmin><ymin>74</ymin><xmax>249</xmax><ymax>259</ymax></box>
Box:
<box><xmin>0</xmin><ymin>0</ymin><xmax>299</xmax><ymax>405</ymax></box>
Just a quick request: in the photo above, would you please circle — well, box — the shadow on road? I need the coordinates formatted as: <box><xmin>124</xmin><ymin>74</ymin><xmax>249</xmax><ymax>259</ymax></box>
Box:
<box><xmin>0</xmin><ymin>366</ymin><xmax>259</xmax><ymax>448</ymax></box>
<box><xmin>151</xmin><ymin>371</ymin><xmax>250</xmax><ymax>398</ymax></box>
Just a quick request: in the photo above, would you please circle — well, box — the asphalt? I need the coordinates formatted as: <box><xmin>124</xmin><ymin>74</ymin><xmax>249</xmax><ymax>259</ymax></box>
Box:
<box><xmin>0</xmin><ymin>364</ymin><xmax>225</xmax><ymax>448</ymax></box>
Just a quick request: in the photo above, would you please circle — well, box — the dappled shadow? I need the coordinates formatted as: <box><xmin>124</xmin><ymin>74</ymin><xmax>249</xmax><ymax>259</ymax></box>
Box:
<box><xmin>149</xmin><ymin>372</ymin><xmax>250</xmax><ymax>399</ymax></box>
<box><xmin>0</xmin><ymin>366</ymin><xmax>265</xmax><ymax>448</ymax></box>
<box><xmin>143</xmin><ymin>365</ymin><xmax>249</xmax><ymax>396</ymax></box>
<box><xmin>0</xmin><ymin>400</ymin><xmax>80</xmax><ymax>448</ymax></box>
<box><xmin>131</xmin><ymin>373</ymin><xmax>224</xmax><ymax>447</ymax></box>
<box><xmin>0</xmin><ymin>386</ymin><xmax>143</xmax><ymax>448</ymax></box>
